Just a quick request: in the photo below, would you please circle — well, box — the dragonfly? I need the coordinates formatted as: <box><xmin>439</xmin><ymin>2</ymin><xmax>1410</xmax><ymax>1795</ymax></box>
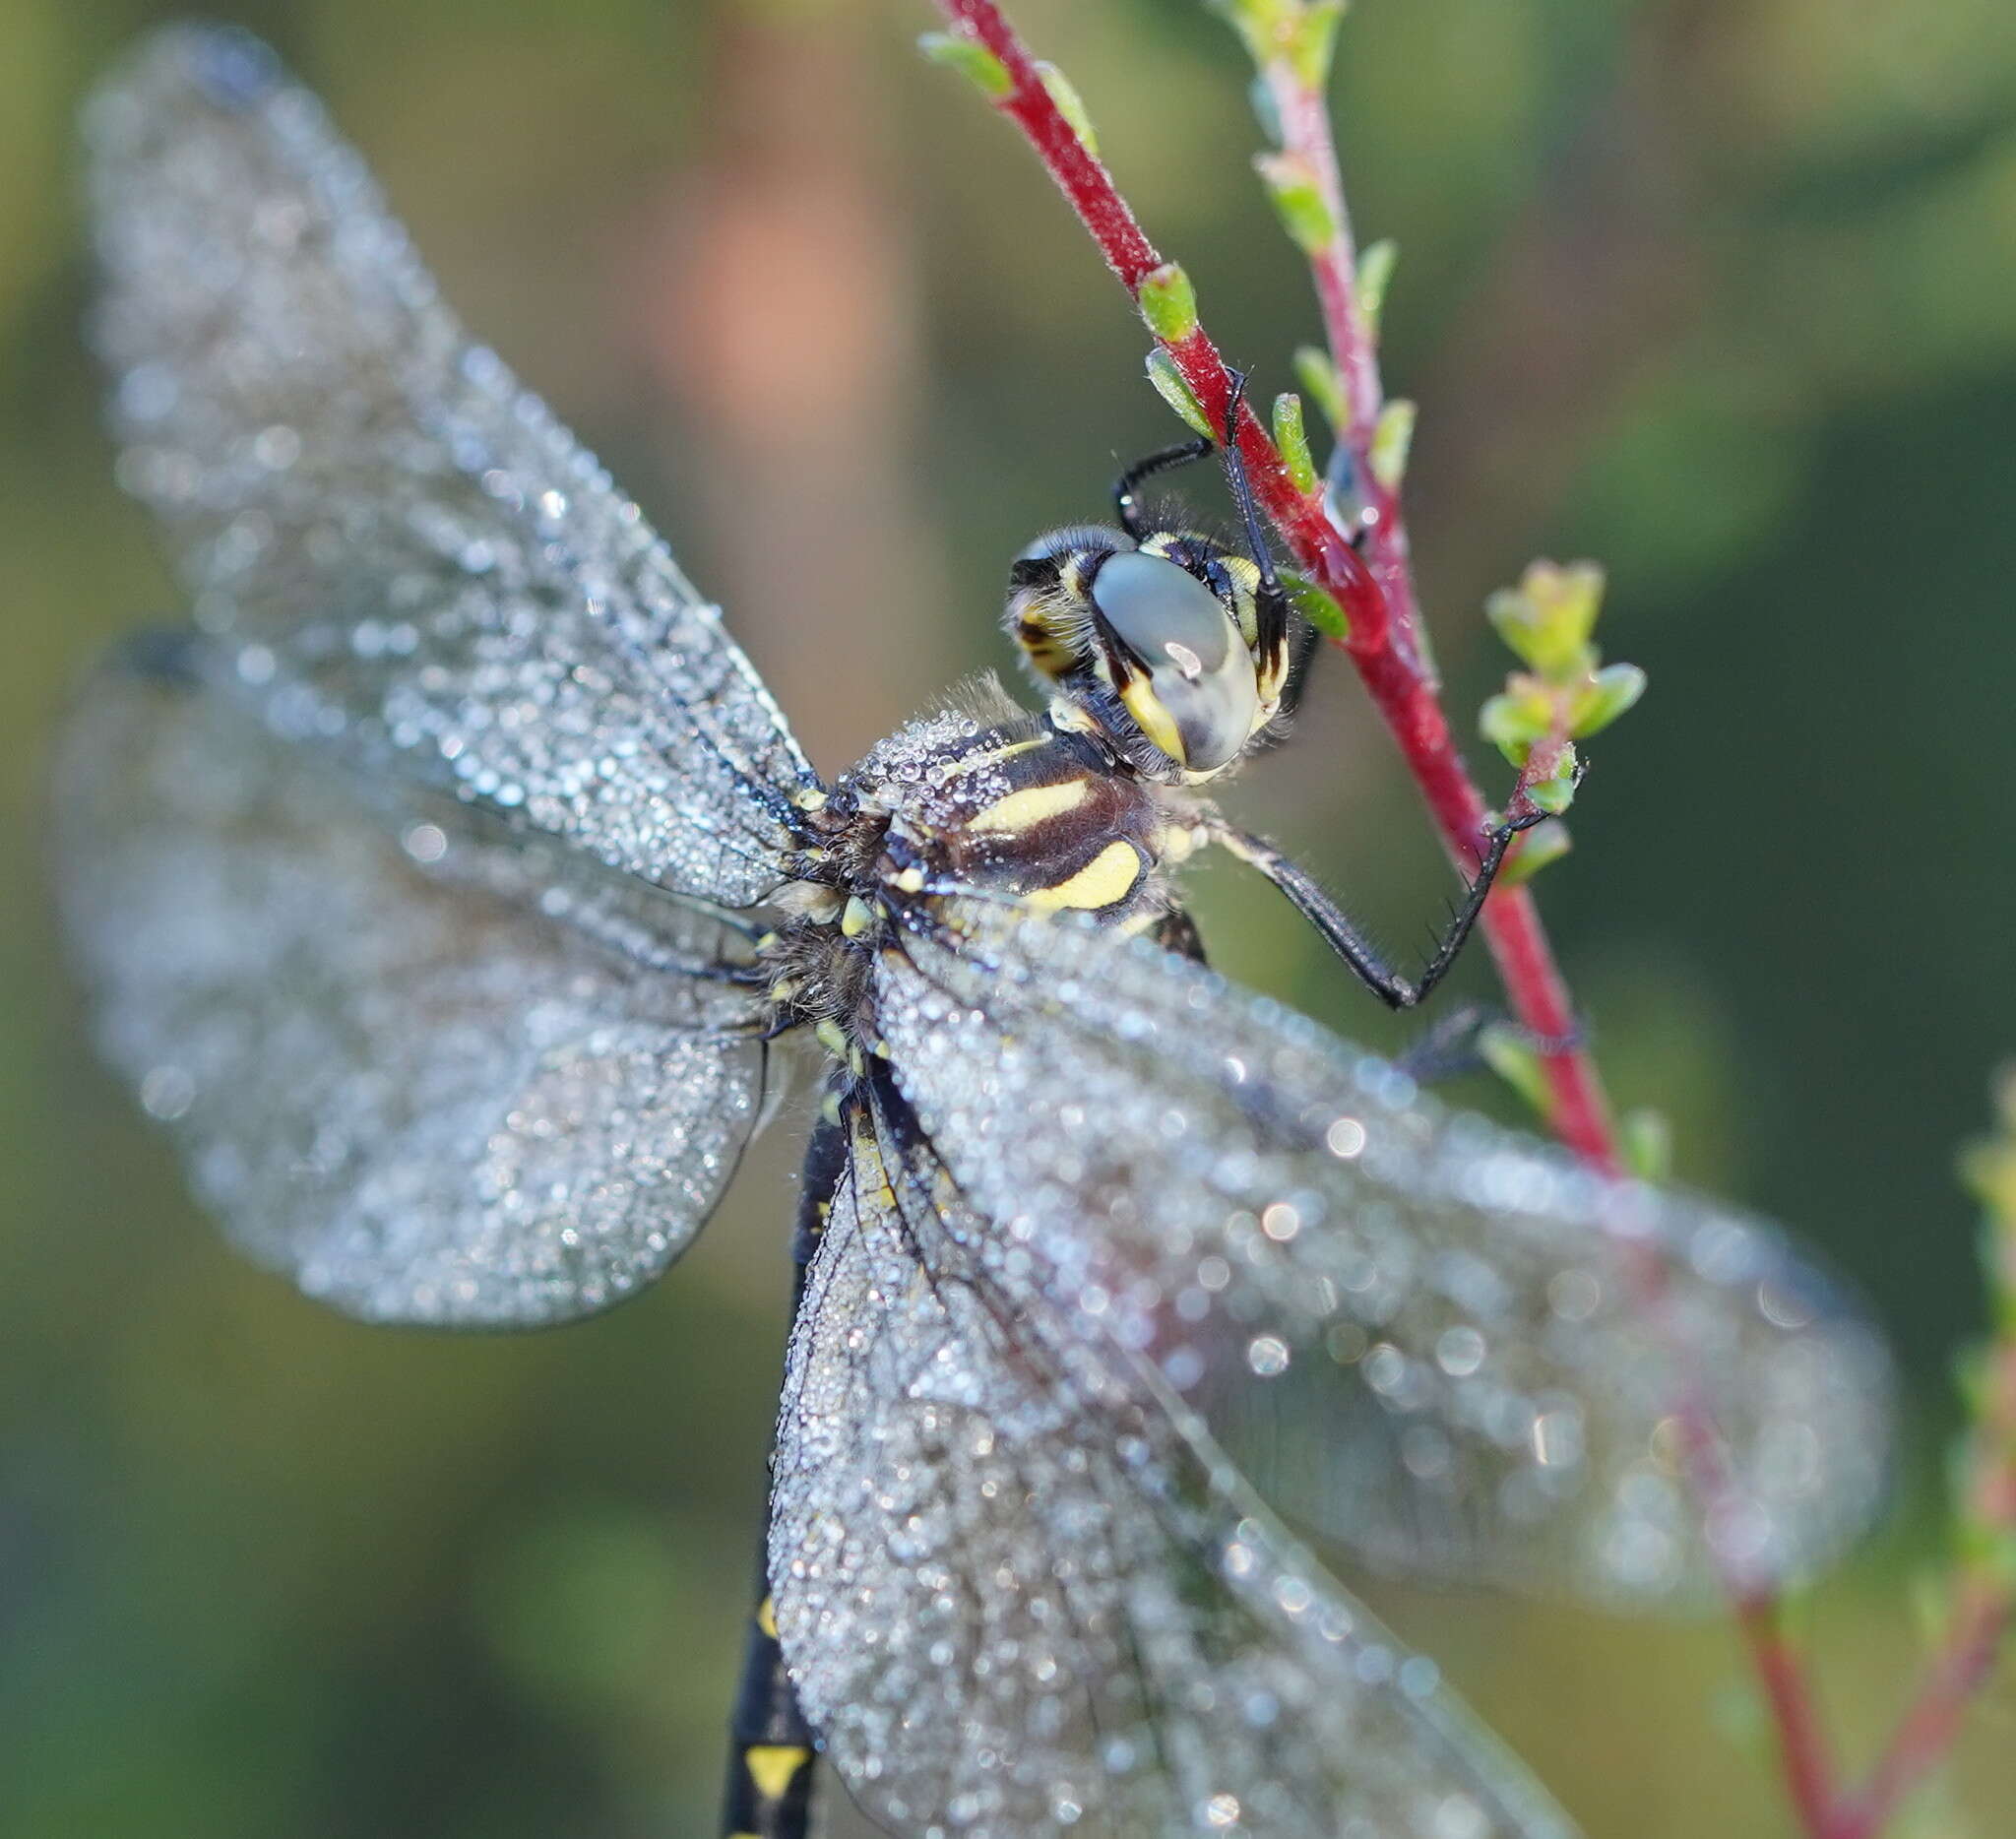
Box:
<box><xmin>54</xmin><ymin>26</ymin><xmax>1893</xmax><ymax>1839</ymax></box>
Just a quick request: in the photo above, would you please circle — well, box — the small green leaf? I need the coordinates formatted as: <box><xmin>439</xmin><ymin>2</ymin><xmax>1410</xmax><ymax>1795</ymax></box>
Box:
<box><xmin>1524</xmin><ymin>742</ymin><xmax>1581</xmax><ymax>815</ymax></box>
<box><xmin>917</xmin><ymin>31</ymin><xmax>1013</xmax><ymax>101</ymax></box>
<box><xmin>1255</xmin><ymin>151</ymin><xmax>1337</xmax><ymax>255</ymax></box>
<box><xmin>1479</xmin><ymin>684</ymin><xmax>1553</xmax><ymax>763</ymax></box>
<box><xmin>1145</xmin><ymin>348</ymin><xmax>1215</xmax><ymax>440</ymax></box>
<box><xmin>1272</xmin><ymin>392</ymin><xmax>1318</xmax><ymax>495</ymax></box>
<box><xmin>1138</xmin><ymin>261</ymin><xmax>1200</xmax><ymax>345</ymax></box>
<box><xmin>1620</xmin><ymin>1108</ymin><xmax>1672</xmax><ymax>1183</ymax></box>
<box><xmin>1035</xmin><ymin>61</ymin><xmax>1098</xmax><ymax>157</ymax></box>
<box><xmin>1355</xmin><ymin>237</ymin><xmax>1398</xmax><ymax>333</ymax></box>
<box><xmin>1570</xmin><ymin>662</ymin><xmax>1648</xmax><ymax>737</ymax></box>
<box><xmin>1486</xmin><ymin>560</ymin><xmax>1606</xmax><ymax>679</ymax></box>
<box><xmin>1479</xmin><ymin>1024</ymin><xmax>1551</xmax><ymax>1122</ymax></box>
<box><xmin>1368</xmin><ymin>398</ymin><xmax>1415</xmax><ymax>492</ymax></box>
<box><xmin>1292</xmin><ymin>344</ymin><xmax>1346</xmax><ymax>433</ymax></box>
<box><xmin>1282</xmin><ymin>570</ymin><xmax>1349</xmax><ymax>640</ymax></box>
<box><xmin>1291</xmin><ymin>0</ymin><xmax>1351</xmax><ymax>90</ymax></box>
<box><xmin>1495</xmin><ymin>816</ymin><xmax>1571</xmax><ymax>888</ymax></box>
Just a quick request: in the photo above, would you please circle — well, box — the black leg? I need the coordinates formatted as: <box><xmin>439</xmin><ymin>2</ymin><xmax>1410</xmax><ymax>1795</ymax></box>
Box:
<box><xmin>718</xmin><ymin>1107</ymin><xmax>847</xmax><ymax>1839</ymax></box>
<box><xmin>1394</xmin><ymin>1002</ymin><xmax>1588</xmax><ymax>1085</ymax></box>
<box><xmin>1272</xmin><ymin>615</ymin><xmax>1323</xmax><ymax>727</ymax></box>
<box><xmin>1214</xmin><ymin>368</ymin><xmax>1292</xmax><ymax>674</ymax></box>
<box><xmin>1112</xmin><ymin>435</ymin><xmax>1213</xmax><ymax>539</ymax></box>
<box><xmin>1210</xmin><ymin>811</ymin><xmax>1546</xmax><ymax>1011</ymax></box>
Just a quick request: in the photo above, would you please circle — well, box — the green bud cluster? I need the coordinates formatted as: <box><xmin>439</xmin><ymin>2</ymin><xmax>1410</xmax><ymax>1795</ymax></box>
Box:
<box><xmin>1208</xmin><ymin>0</ymin><xmax>1350</xmax><ymax>93</ymax></box>
<box><xmin>1480</xmin><ymin>560</ymin><xmax>1646</xmax><ymax>835</ymax></box>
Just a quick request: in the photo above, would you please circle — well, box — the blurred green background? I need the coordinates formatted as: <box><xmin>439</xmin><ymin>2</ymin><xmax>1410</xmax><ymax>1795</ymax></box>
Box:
<box><xmin>6</xmin><ymin>0</ymin><xmax>2015</xmax><ymax>1833</ymax></box>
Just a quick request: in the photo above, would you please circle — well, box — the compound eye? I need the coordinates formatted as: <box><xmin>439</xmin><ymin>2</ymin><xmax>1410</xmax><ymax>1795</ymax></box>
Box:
<box><xmin>1091</xmin><ymin>550</ymin><xmax>1260</xmax><ymax>773</ymax></box>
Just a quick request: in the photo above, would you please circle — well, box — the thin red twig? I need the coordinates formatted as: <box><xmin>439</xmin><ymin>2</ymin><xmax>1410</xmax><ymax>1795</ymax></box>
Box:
<box><xmin>1839</xmin><ymin>1333</ymin><xmax>2016</xmax><ymax>1837</ymax></box>
<box><xmin>1255</xmin><ymin>30</ymin><xmax>1853</xmax><ymax>1825</ymax></box>
<box><xmin>1255</xmin><ymin>55</ymin><xmax>1429</xmax><ymax>679</ymax></box>
<box><xmin>930</xmin><ymin>10</ymin><xmax>2016</xmax><ymax>1833</ymax></box>
<box><xmin>937</xmin><ymin>0</ymin><xmax>1613</xmax><ymax>1167</ymax></box>
<box><xmin>1844</xmin><ymin>1586</ymin><xmax>2005</xmax><ymax>1838</ymax></box>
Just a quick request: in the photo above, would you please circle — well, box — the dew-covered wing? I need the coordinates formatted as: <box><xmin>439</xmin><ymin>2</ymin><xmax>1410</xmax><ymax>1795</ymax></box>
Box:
<box><xmin>770</xmin><ymin>1099</ymin><xmax>1577</xmax><ymax>1839</ymax></box>
<box><xmin>51</xmin><ymin>639</ymin><xmax>766</xmax><ymax>1326</ymax></box>
<box><xmin>85</xmin><ymin>26</ymin><xmax>816</xmax><ymax>909</ymax></box>
<box><xmin>868</xmin><ymin>911</ymin><xmax>1892</xmax><ymax>1605</ymax></box>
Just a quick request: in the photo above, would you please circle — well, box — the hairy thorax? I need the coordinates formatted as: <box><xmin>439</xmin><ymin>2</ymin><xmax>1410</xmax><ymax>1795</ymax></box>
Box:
<box><xmin>761</xmin><ymin>688</ymin><xmax>1208</xmax><ymax>1060</ymax></box>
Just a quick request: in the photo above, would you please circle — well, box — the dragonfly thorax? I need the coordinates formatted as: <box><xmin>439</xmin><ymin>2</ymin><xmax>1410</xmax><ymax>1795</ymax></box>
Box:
<box><xmin>761</xmin><ymin>694</ymin><xmax>1188</xmax><ymax>1062</ymax></box>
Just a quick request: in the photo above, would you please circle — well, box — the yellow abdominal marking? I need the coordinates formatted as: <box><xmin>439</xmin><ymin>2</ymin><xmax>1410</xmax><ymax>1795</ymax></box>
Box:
<box><xmin>967</xmin><ymin>777</ymin><xmax>1092</xmax><ymax>834</ymax></box>
<box><xmin>744</xmin><ymin>1744</ymin><xmax>811</xmax><ymax>1801</ymax></box>
<box><xmin>756</xmin><ymin>1595</ymin><xmax>778</xmax><ymax>1638</ymax></box>
<box><xmin>1025</xmin><ymin>839</ymin><xmax>1142</xmax><ymax>913</ymax></box>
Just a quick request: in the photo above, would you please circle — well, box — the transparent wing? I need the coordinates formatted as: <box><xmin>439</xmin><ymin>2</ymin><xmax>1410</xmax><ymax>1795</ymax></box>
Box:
<box><xmin>867</xmin><ymin>910</ymin><xmax>1892</xmax><ymax>1605</ymax></box>
<box><xmin>770</xmin><ymin>1099</ymin><xmax>1578</xmax><ymax>1839</ymax></box>
<box><xmin>85</xmin><ymin>26</ymin><xmax>817</xmax><ymax>909</ymax></box>
<box><xmin>51</xmin><ymin>638</ymin><xmax>766</xmax><ymax>1326</ymax></box>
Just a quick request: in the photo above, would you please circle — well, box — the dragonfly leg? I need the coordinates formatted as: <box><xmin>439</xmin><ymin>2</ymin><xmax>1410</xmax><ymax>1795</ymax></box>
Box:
<box><xmin>1208</xmin><ymin>810</ymin><xmax>1545</xmax><ymax>1011</ymax></box>
<box><xmin>1393</xmin><ymin>1001</ymin><xmax>1588</xmax><ymax>1086</ymax></box>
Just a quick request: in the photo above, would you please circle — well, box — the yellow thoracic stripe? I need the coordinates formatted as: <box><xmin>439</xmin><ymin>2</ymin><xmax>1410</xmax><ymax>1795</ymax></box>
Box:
<box><xmin>967</xmin><ymin>777</ymin><xmax>1092</xmax><ymax>835</ymax></box>
<box><xmin>938</xmin><ymin>734</ymin><xmax>1047</xmax><ymax>779</ymax></box>
<box><xmin>1025</xmin><ymin>838</ymin><xmax>1142</xmax><ymax>913</ymax></box>
<box><xmin>744</xmin><ymin>1744</ymin><xmax>812</xmax><ymax>1802</ymax></box>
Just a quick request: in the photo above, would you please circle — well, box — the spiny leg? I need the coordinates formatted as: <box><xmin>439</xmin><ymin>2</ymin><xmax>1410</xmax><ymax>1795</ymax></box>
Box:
<box><xmin>1392</xmin><ymin>1000</ymin><xmax>1587</xmax><ymax>1086</ymax></box>
<box><xmin>718</xmin><ymin>1105</ymin><xmax>848</xmax><ymax>1839</ymax></box>
<box><xmin>1112</xmin><ymin>435</ymin><xmax>1213</xmax><ymax>539</ymax></box>
<box><xmin>1208</xmin><ymin>810</ymin><xmax>1547</xmax><ymax>1011</ymax></box>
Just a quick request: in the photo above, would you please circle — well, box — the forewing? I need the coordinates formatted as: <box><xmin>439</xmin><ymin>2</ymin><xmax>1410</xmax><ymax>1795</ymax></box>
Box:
<box><xmin>770</xmin><ymin>1100</ymin><xmax>1577</xmax><ymax>1839</ymax></box>
<box><xmin>869</xmin><ymin>911</ymin><xmax>1892</xmax><ymax>1605</ymax></box>
<box><xmin>52</xmin><ymin>641</ymin><xmax>765</xmax><ymax>1326</ymax></box>
<box><xmin>85</xmin><ymin>26</ymin><xmax>817</xmax><ymax>908</ymax></box>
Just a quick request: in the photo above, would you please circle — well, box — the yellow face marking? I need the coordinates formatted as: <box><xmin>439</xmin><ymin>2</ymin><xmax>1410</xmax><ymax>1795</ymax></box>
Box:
<box><xmin>756</xmin><ymin>1596</ymin><xmax>778</xmax><ymax>1638</ymax></box>
<box><xmin>1026</xmin><ymin>839</ymin><xmax>1143</xmax><ymax>913</ymax></box>
<box><xmin>743</xmin><ymin>1744</ymin><xmax>811</xmax><ymax>1802</ymax></box>
<box><xmin>1118</xmin><ymin>675</ymin><xmax>1185</xmax><ymax>766</ymax></box>
<box><xmin>967</xmin><ymin>777</ymin><xmax>1092</xmax><ymax>835</ymax></box>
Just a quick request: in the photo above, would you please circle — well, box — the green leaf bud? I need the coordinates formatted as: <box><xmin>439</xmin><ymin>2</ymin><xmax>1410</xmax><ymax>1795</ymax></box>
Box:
<box><xmin>1368</xmin><ymin>398</ymin><xmax>1415</xmax><ymax>492</ymax></box>
<box><xmin>1569</xmin><ymin>661</ymin><xmax>1647</xmax><ymax>737</ymax></box>
<box><xmin>1256</xmin><ymin>151</ymin><xmax>1337</xmax><ymax>255</ymax></box>
<box><xmin>1035</xmin><ymin>61</ymin><xmax>1098</xmax><ymax>157</ymax></box>
<box><xmin>1138</xmin><ymin>262</ymin><xmax>1201</xmax><ymax>345</ymax></box>
<box><xmin>1355</xmin><ymin>237</ymin><xmax>1398</xmax><ymax>333</ymax></box>
<box><xmin>1620</xmin><ymin>1108</ymin><xmax>1672</xmax><ymax>1183</ymax></box>
<box><xmin>1145</xmin><ymin>348</ymin><xmax>1216</xmax><ymax>439</ymax></box>
<box><xmin>917</xmin><ymin>31</ymin><xmax>1013</xmax><ymax>101</ymax></box>
<box><xmin>1292</xmin><ymin>345</ymin><xmax>1346</xmax><ymax>433</ymax></box>
<box><xmin>1282</xmin><ymin>570</ymin><xmax>1349</xmax><ymax>640</ymax></box>
<box><xmin>1272</xmin><ymin>392</ymin><xmax>1318</xmax><ymax>495</ymax></box>
<box><xmin>1495</xmin><ymin>816</ymin><xmax>1571</xmax><ymax>888</ymax></box>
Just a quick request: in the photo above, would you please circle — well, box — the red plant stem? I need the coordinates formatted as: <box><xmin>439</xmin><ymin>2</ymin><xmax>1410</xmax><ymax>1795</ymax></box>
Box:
<box><xmin>1261</xmin><ymin>36</ymin><xmax>1850</xmax><ymax>1828</ymax></box>
<box><xmin>937</xmin><ymin>0</ymin><xmax>1614</xmax><ymax>1165</ymax></box>
<box><xmin>1842</xmin><ymin>1586</ymin><xmax>2006</xmax><ymax>1839</ymax></box>
<box><xmin>1840</xmin><ymin>1335</ymin><xmax>2016</xmax><ymax>1837</ymax></box>
<box><xmin>1257</xmin><ymin>53</ymin><xmax>1430</xmax><ymax>680</ymax></box>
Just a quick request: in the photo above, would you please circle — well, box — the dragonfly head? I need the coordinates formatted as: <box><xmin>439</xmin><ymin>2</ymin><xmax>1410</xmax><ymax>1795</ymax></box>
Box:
<box><xmin>1006</xmin><ymin>525</ymin><xmax>1286</xmax><ymax>785</ymax></box>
